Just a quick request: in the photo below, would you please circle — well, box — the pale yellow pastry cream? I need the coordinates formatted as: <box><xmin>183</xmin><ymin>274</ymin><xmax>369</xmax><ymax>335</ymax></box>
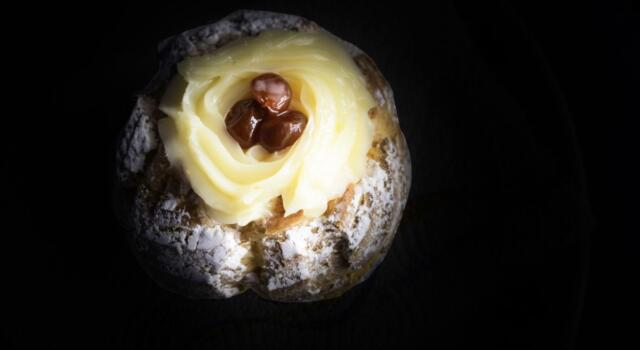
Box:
<box><xmin>158</xmin><ymin>30</ymin><xmax>375</xmax><ymax>225</ymax></box>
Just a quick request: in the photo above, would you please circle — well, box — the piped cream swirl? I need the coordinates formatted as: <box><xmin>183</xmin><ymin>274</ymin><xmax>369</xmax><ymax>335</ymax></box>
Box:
<box><xmin>158</xmin><ymin>30</ymin><xmax>375</xmax><ymax>225</ymax></box>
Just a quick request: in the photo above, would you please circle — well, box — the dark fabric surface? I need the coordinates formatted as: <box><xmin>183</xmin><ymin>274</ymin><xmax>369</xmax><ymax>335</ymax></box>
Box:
<box><xmin>10</xmin><ymin>0</ymin><xmax>637</xmax><ymax>349</ymax></box>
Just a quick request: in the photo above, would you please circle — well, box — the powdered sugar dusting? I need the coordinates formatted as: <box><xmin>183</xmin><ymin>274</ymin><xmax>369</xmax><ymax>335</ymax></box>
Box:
<box><xmin>261</xmin><ymin>152</ymin><xmax>398</xmax><ymax>296</ymax></box>
<box><xmin>161</xmin><ymin>195</ymin><xmax>178</xmax><ymax>211</ymax></box>
<box><xmin>373</xmin><ymin>90</ymin><xmax>386</xmax><ymax>107</ymax></box>
<box><xmin>130</xmin><ymin>186</ymin><xmax>250</xmax><ymax>297</ymax></box>
<box><xmin>117</xmin><ymin>97</ymin><xmax>158</xmax><ymax>182</ymax></box>
<box><xmin>280</xmin><ymin>226</ymin><xmax>313</xmax><ymax>260</ymax></box>
<box><xmin>264</xmin><ymin>219</ymin><xmax>332</xmax><ymax>292</ymax></box>
<box><xmin>118</xmin><ymin>10</ymin><xmax>411</xmax><ymax>300</ymax></box>
<box><xmin>346</xmin><ymin>160</ymin><xmax>388</xmax><ymax>250</ymax></box>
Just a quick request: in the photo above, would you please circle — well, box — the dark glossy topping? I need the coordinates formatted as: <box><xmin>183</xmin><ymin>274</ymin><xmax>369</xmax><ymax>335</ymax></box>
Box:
<box><xmin>251</xmin><ymin>73</ymin><xmax>292</xmax><ymax>114</ymax></box>
<box><xmin>226</xmin><ymin>73</ymin><xmax>307</xmax><ymax>152</ymax></box>
<box><xmin>225</xmin><ymin>99</ymin><xmax>267</xmax><ymax>149</ymax></box>
<box><xmin>259</xmin><ymin>110</ymin><xmax>308</xmax><ymax>152</ymax></box>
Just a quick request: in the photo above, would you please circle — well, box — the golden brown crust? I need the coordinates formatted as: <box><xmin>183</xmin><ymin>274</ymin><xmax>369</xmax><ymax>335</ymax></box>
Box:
<box><xmin>265</xmin><ymin>207</ymin><xmax>305</xmax><ymax>236</ymax></box>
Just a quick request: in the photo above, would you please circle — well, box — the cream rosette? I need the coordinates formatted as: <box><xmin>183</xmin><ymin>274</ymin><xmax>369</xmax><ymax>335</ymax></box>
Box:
<box><xmin>158</xmin><ymin>30</ymin><xmax>375</xmax><ymax>225</ymax></box>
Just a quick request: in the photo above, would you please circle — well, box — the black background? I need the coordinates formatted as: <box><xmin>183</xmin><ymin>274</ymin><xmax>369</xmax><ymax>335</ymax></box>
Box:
<box><xmin>7</xmin><ymin>0</ymin><xmax>638</xmax><ymax>349</ymax></box>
